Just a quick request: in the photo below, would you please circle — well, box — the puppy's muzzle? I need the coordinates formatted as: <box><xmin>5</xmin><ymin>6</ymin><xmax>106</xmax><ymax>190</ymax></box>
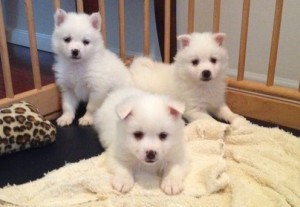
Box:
<box><xmin>201</xmin><ymin>70</ymin><xmax>212</xmax><ymax>81</ymax></box>
<box><xmin>145</xmin><ymin>150</ymin><xmax>157</xmax><ymax>163</ymax></box>
<box><xmin>71</xmin><ymin>49</ymin><xmax>80</xmax><ymax>59</ymax></box>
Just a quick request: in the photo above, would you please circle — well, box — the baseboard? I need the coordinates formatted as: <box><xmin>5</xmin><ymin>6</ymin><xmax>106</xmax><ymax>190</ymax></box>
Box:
<box><xmin>227</xmin><ymin>68</ymin><xmax>298</xmax><ymax>89</ymax></box>
<box><xmin>6</xmin><ymin>28</ymin><xmax>52</xmax><ymax>52</ymax></box>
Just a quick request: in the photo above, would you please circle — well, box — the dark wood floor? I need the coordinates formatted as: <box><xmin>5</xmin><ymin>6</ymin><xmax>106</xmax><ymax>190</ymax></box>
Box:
<box><xmin>0</xmin><ymin>44</ymin><xmax>55</xmax><ymax>99</ymax></box>
<box><xmin>0</xmin><ymin>44</ymin><xmax>299</xmax><ymax>136</ymax></box>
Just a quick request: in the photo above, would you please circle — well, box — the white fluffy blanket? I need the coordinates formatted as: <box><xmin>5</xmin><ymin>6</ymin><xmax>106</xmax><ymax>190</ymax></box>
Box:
<box><xmin>0</xmin><ymin>118</ymin><xmax>299</xmax><ymax>207</ymax></box>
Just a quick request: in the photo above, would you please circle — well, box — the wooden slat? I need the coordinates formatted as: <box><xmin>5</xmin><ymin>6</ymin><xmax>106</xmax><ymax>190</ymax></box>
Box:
<box><xmin>143</xmin><ymin>0</ymin><xmax>150</xmax><ymax>56</ymax></box>
<box><xmin>187</xmin><ymin>0</ymin><xmax>195</xmax><ymax>33</ymax></box>
<box><xmin>267</xmin><ymin>0</ymin><xmax>283</xmax><ymax>86</ymax></box>
<box><xmin>76</xmin><ymin>0</ymin><xmax>84</xmax><ymax>12</ymax></box>
<box><xmin>44</xmin><ymin>111</ymin><xmax>61</xmax><ymax>121</ymax></box>
<box><xmin>118</xmin><ymin>0</ymin><xmax>126</xmax><ymax>62</ymax></box>
<box><xmin>0</xmin><ymin>0</ymin><xmax>14</xmax><ymax>98</ymax></box>
<box><xmin>237</xmin><ymin>0</ymin><xmax>250</xmax><ymax>81</ymax></box>
<box><xmin>227</xmin><ymin>88</ymin><xmax>300</xmax><ymax>130</ymax></box>
<box><xmin>213</xmin><ymin>0</ymin><xmax>221</xmax><ymax>33</ymax></box>
<box><xmin>53</xmin><ymin>0</ymin><xmax>61</xmax><ymax>10</ymax></box>
<box><xmin>164</xmin><ymin>0</ymin><xmax>171</xmax><ymax>63</ymax></box>
<box><xmin>24</xmin><ymin>0</ymin><xmax>42</xmax><ymax>90</ymax></box>
<box><xmin>98</xmin><ymin>0</ymin><xmax>107</xmax><ymax>46</ymax></box>
<box><xmin>0</xmin><ymin>84</ymin><xmax>60</xmax><ymax>118</ymax></box>
<box><xmin>227</xmin><ymin>77</ymin><xmax>300</xmax><ymax>102</ymax></box>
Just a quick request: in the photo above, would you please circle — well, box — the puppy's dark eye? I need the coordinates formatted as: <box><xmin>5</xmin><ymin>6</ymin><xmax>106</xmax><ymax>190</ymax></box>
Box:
<box><xmin>158</xmin><ymin>132</ymin><xmax>168</xmax><ymax>141</ymax></box>
<box><xmin>191</xmin><ymin>59</ymin><xmax>199</xmax><ymax>66</ymax></box>
<box><xmin>133</xmin><ymin>131</ymin><xmax>144</xmax><ymax>140</ymax></box>
<box><xmin>64</xmin><ymin>37</ymin><xmax>71</xmax><ymax>43</ymax></box>
<box><xmin>83</xmin><ymin>39</ymin><xmax>90</xmax><ymax>45</ymax></box>
<box><xmin>210</xmin><ymin>57</ymin><xmax>217</xmax><ymax>64</ymax></box>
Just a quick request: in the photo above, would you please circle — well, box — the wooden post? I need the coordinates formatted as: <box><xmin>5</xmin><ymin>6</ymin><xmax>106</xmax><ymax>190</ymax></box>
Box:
<box><xmin>53</xmin><ymin>0</ymin><xmax>61</xmax><ymax>10</ymax></box>
<box><xmin>24</xmin><ymin>0</ymin><xmax>42</xmax><ymax>90</ymax></box>
<box><xmin>0</xmin><ymin>0</ymin><xmax>14</xmax><ymax>97</ymax></box>
<box><xmin>118</xmin><ymin>0</ymin><xmax>126</xmax><ymax>62</ymax></box>
<box><xmin>237</xmin><ymin>0</ymin><xmax>251</xmax><ymax>81</ymax></box>
<box><xmin>267</xmin><ymin>0</ymin><xmax>283</xmax><ymax>86</ymax></box>
<box><xmin>164</xmin><ymin>0</ymin><xmax>171</xmax><ymax>63</ymax></box>
<box><xmin>213</xmin><ymin>0</ymin><xmax>221</xmax><ymax>33</ymax></box>
<box><xmin>187</xmin><ymin>0</ymin><xmax>195</xmax><ymax>33</ymax></box>
<box><xmin>98</xmin><ymin>0</ymin><xmax>107</xmax><ymax>46</ymax></box>
<box><xmin>76</xmin><ymin>0</ymin><xmax>84</xmax><ymax>12</ymax></box>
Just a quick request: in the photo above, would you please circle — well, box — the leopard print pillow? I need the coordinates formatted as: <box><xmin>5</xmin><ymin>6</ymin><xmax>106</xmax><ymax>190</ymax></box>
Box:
<box><xmin>0</xmin><ymin>101</ymin><xmax>56</xmax><ymax>155</ymax></box>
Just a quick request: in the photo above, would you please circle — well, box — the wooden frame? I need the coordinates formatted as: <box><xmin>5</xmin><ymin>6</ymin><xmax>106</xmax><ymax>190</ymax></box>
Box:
<box><xmin>227</xmin><ymin>88</ymin><xmax>300</xmax><ymax>130</ymax></box>
<box><xmin>0</xmin><ymin>84</ymin><xmax>60</xmax><ymax>120</ymax></box>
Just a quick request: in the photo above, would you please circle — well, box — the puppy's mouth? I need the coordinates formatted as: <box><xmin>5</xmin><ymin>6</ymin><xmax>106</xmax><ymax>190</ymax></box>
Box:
<box><xmin>200</xmin><ymin>77</ymin><xmax>212</xmax><ymax>82</ymax></box>
<box><xmin>70</xmin><ymin>56</ymin><xmax>81</xmax><ymax>60</ymax></box>
<box><xmin>144</xmin><ymin>158</ymin><xmax>158</xmax><ymax>165</ymax></box>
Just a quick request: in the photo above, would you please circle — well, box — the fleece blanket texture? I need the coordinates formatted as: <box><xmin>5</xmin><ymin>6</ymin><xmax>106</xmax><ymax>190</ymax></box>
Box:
<box><xmin>0</xmin><ymin>118</ymin><xmax>299</xmax><ymax>207</ymax></box>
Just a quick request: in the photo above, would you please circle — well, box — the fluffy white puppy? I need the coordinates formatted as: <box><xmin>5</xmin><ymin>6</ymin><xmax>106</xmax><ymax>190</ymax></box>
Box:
<box><xmin>93</xmin><ymin>87</ymin><xmax>188</xmax><ymax>195</ymax></box>
<box><xmin>130</xmin><ymin>32</ymin><xmax>243</xmax><ymax>123</ymax></box>
<box><xmin>52</xmin><ymin>9</ymin><xmax>132</xmax><ymax>126</ymax></box>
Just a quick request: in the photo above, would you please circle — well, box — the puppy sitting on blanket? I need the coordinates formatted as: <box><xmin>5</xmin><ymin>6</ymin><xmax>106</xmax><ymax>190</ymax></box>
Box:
<box><xmin>94</xmin><ymin>87</ymin><xmax>188</xmax><ymax>195</ymax></box>
<box><xmin>130</xmin><ymin>32</ymin><xmax>244</xmax><ymax>124</ymax></box>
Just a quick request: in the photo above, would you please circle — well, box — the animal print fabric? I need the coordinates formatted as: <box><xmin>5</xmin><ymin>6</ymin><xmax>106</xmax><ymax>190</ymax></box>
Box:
<box><xmin>0</xmin><ymin>101</ymin><xmax>56</xmax><ymax>155</ymax></box>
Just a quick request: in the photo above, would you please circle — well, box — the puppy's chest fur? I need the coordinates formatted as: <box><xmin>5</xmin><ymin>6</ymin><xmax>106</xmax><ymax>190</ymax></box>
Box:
<box><xmin>54</xmin><ymin>62</ymin><xmax>94</xmax><ymax>100</ymax></box>
<box><xmin>177</xmin><ymin>78</ymin><xmax>226</xmax><ymax>110</ymax></box>
<box><xmin>133</xmin><ymin>160</ymin><xmax>166</xmax><ymax>176</ymax></box>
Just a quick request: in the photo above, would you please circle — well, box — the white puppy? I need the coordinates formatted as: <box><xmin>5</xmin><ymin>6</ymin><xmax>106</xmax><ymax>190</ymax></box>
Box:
<box><xmin>93</xmin><ymin>87</ymin><xmax>188</xmax><ymax>195</ymax></box>
<box><xmin>130</xmin><ymin>32</ymin><xmax>242</xmax><ymax>123</ymax></box>
<box><xmin>52</xmin><ymin>9</ymin><xmax>132</xmax><ymax>126</ymax></box>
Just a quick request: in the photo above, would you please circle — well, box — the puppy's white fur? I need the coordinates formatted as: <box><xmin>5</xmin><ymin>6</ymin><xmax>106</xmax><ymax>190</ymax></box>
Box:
<box><xmin>130</xmin><ymin>32</ymin><xmax>242</xmax><ymax>123</ymax></box>
<box><xmin>94</xmin><ymin>87</ymin><xmax>188</xmax><ymax>195</ymax></box>
<box><xmin>52</xmin><ymin>9</ymin><xmax>132</xmax><ymax>126</ymax></box>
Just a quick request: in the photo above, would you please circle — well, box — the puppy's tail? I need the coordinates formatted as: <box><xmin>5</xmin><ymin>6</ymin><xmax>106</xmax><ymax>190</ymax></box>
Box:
<box><xmin>129</xmin><ymin>56</ymin><xmax>155</xmax><ymax>71</ymax></box>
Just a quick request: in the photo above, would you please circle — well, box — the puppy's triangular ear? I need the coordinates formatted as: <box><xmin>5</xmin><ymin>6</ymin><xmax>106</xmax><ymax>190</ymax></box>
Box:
<box><xmin>54</xmin><ymin>9</ymin><xmax>67</xmax><ymax>27</ymax></box>
<box><xmin>168</xmin><ymin>99</ymin><xmax>185</xmax><ymax>119</ymax></box>
<box><xmin>213</xmin><ymin>33</ymin><xmax>226</xmax><ymax>46</ymax></box>
<box><xmin>90</xmin><ymin>12</ymin><xmax>101</xmax><ymax>31</ymax></box>
<box><xmin>116</xmin><ymin>101</ymin><xmax>133</xmax><ymax>120</ymax></box>
<box><xmin>177</xmin><ymin>34</ymin><xmax>191</xmax><ymax>49</ymax></box>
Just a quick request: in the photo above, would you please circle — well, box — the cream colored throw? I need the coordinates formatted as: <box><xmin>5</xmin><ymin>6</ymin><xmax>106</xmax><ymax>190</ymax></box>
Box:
<box><xmin>0</xmin><ymin>118</ymin><xmax>299</xmax><ymax>207</ymax></box>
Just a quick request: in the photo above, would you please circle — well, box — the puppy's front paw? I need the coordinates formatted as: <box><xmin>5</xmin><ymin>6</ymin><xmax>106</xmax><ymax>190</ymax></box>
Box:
<box><xmin>112</xmin><ymin>175</ymin><xmax>134</xmax><ymax>193</ymax></box>
<box><xmin>56</xmin><ymin>114</ymin><xmax>74</xmax><ymax>126</ymax></box>
<box><xmin>161</xmin><ymin>177</ymin><xmax>184</xmax><ymax>195</ymax></box>
<box><xmin>79</xmin><ymin>114</ymin><xmax>93</xmax><ymax>126</ymax></box>
<box><xmin>231</xmin><ymin>116</ymin><xmax>249</xmax><ymax>127</ymax></box>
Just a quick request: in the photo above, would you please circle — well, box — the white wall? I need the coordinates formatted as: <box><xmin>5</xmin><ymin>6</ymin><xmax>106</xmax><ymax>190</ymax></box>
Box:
<box><xmin>4</xmin><ymin>0</ymin><xmax>161</xmax><ymax>59</ymax></box>
<box><xmin>177</xmin><ymin>0</ymin><xmax>299</xmax><ymax>89</ymax></box>
<box><xmin>4</xmin><ymin>0</ymin><xmax>76</xmax><ymax>51</ymax></box>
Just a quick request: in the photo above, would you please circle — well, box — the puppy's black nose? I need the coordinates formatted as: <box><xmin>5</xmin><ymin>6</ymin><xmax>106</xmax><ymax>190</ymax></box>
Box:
<box><xmin>202</xmin><ymin>70</ymin><xmax>211</xmax><ymax>80</ymax></box>
<box><xmin>146</xmin><ymin>150</ymin><xmax>157</xmax><ymax>161</ymax></box>
<box><xmin>71</xmin><ymin>49</ymin><xmax>79</xmax><ymax>57</ymax></box>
